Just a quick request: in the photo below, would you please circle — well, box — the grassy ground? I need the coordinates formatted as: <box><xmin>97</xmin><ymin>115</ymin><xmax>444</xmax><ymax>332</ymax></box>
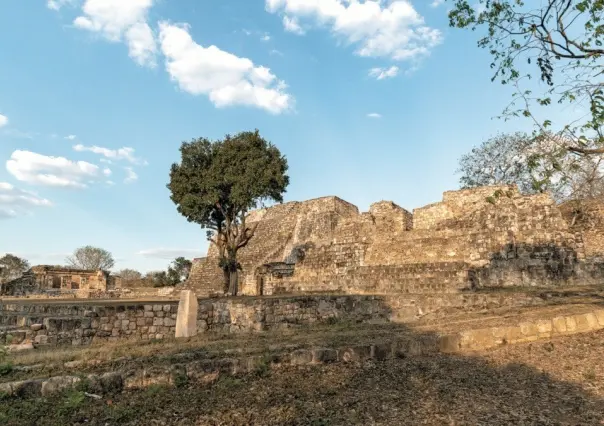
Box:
<box><xmin>2</xmin><ymin>329</ymin><xmax>604</xmax><ymax>425</ymax></box>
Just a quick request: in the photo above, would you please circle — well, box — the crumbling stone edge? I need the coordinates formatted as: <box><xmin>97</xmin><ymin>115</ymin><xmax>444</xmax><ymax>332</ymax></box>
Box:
<box><xmin>2</xmin><ymin>308</ymin><xmax>604</xmax><ymax>400</ymax></box>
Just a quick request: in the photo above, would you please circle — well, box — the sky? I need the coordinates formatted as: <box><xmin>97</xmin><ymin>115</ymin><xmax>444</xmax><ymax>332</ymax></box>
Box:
<box><xmin>0</xmin><ymin>0</ymin><xmax>577</xmax><ymax>273</ymax></box>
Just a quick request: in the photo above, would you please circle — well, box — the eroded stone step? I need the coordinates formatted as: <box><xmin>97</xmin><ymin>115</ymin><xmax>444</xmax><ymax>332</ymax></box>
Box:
<box><xmin>438</xmin><ymin>308</ymin><xmax>604</xmax><ymax>352</ymax></box>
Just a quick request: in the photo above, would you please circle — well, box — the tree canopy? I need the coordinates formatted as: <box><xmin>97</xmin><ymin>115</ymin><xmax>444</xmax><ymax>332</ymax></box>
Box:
<box><xmin>448</xmin><ymin>0</ymin><xmax>604</xmax><ymax>153</ymax></box>
<box><xmin>458</xmin><ymin>132</ymin><xmax>604</xmax><ymax>202</ymax></box>
<box><xmin>0</xmin><ymin>254</ymin><xmax>30</xmax><ymax>284</ymax></box>
<box><xmin>168</xmin><ymin>257</ymin><xmax>192</xmax><ymax>283</ymax></box>
<box><xmin>66</xmin><ymin>246</ymin><xmax>115</xmax><ymax>271</ymax></box>
<box><xmin>168</xmin><ymin>129</ymin><xmax>289</xmax><ymax>295</ymax></box>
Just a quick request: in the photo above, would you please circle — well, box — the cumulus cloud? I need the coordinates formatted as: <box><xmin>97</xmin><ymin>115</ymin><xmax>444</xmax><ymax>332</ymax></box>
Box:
<box><xmin>64</xmin><ymin>134</ymin><xmax>77</xmax><ymax>140</ymax></box>
<box><xmin>367</xmin><ymin>112</ymin><xmax>382</xmax><ymax>118</ymax></box>
<box><xmin>73</xmin><ymin>144</ymin><xmax>147</xmax><ymax>165</ymax></box>
<box><xmin>73</xmin><ymin>0</ymin><xmax>158</xmax><ymax>67</ymax></box>
<box><xmin>430</xmin><ymin>0</ymin><xmax>445</xmax><ymax>7</ymax></box>
<box><xmin>137</xmin><ymin>248</ymin><xmax>205</xmax><ymax>260</ymax></box>
<box><xmin>0</xmin><ymin>181</ymin><xmax>52</xmax><ymax>219</ymax></box>
<box><xmin>158</xmin><ymin>22</ymin><xmax>293</xmax><ymax>114</ymax></box>
<box><xmin>369</xmin><ymin>65</ymin><xmax>399</xmax><ymax>80</ymax></box>
<box><xmin>6</xmin><ymin>150</ymin><xmax>104</xmax><ymax>189</ymax></box>
<box><xmin>283</xmin><ymin>15</ymin><xmax>305</xmax><ymax>35</ymax></box>
<box><xmin>0</xmin><ymin>114</ymin><xmax>7</xmax><ymax>128</ymax></box>
<box><xmin>124</xmin><ymin>167</ymin><xmax>138</xmax><ymax>183</ymax></box>
<box><xmin>266</xmin><ymin>0</ymin><xmax>442</xmax><ymax>61</ymax></box>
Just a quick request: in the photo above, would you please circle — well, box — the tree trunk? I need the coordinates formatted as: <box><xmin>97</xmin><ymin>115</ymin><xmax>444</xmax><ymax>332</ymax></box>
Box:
<box><xmin>222</xmin><ymin>268</ymin><xmax>230</xmax><ymax>295</ymax></box>
<box><xmin>228</xmin><ymin>270</ymin><xmax>239</xmax><ymax>296</ymax></box>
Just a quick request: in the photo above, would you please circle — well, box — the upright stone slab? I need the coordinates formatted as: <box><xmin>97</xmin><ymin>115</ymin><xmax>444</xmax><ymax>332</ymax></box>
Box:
<box><xmin>175</xmin><ymin>290</ymin><xmax>198</xmax><ymax>338</ymax></box>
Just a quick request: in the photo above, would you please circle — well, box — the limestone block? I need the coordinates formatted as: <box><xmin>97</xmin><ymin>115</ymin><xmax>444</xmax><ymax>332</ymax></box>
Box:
<box><xmin>175</xmin><ymin>290</ymin><xmax>199</xmax><ymax>339</ymax></box>
<box><xmin>290</xmin><ymin>349</ymin><xmax>312</xmax><ymax>365</ymax></box>
<box><xmin>584</xmin><ymin>313</ymin><xmax>599</xmax><ymax>329</ymax></box>
<box><xmin>41</xmin><ymin>376</ymin><xmax>80</xmax><ymax>396</ymax></box>
<box><xmin>371</xmin><ymin>342</ymin><xmax>393</xmax><ymax>360</ymax></box>
<box><xmin>536</xmin><ymin>319</ymin><xmax>553</xmax><ymax>335</ymax></box>
<box><xmin>312</xmin><ymin>348</ymin><xmax>338</xmax><ymax>363</ymax></box>
<box><xmin>552</xmin><ymin>317</ymin><xmax>567</xmax><ymax>334</ymax></box>
<box><xmin>595</xmin><ymin>310</ymin><xmax>604</xmax><ymax>327</ymax></box>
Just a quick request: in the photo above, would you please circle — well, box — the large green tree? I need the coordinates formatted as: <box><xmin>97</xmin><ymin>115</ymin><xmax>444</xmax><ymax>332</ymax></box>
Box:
<box><xmin>168</xmin><ymin>130</ymin><xmax>289</xmax><ymax>295</ymax></box>
<box><xmin>66</xmin><ymin>246</ymin><xmax>115</xmax><ymax>271</ymax></box>
<box><xmin>448</xmin><ymin>0</ymin><xmax>604</xmax><ymax>154</ymax></box>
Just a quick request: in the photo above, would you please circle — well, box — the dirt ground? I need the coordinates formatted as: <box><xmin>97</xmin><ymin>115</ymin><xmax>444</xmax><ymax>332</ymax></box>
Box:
<box><xmin>2</xmin><ymin>329</ymin><xmax>604</xmax><ymax>425</ymax></box>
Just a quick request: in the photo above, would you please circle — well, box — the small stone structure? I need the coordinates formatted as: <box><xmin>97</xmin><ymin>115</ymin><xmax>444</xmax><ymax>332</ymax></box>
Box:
<box><xmin>186</xmin><ymin>186</ymin><xmax>604</xmax><ymax>296</ymax></box>
<box><xmin>1</xmin><ymin>265</ymin><xmax>120</xmax><ymax>297</ymax></box>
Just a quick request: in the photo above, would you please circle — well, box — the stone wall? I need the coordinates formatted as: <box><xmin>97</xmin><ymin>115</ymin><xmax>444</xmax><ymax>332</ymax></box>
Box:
<box><xmin>560</xmin><ymin>199</ymin><xmax>604</xmax><ymax>260</ymax></box>
<box><xmin>186</xmin><ymin>186</ymin><xmax>604</xmax><ymax>297</ymax></box>
<box><xmin>0</xmin><ymin>301</ymin><xmax>179</xmax><ymax>346</ymax></box>
<box><xmin>1</xmin><ymin>291</ymin><xmax>559</xmax><ymax>347</ymax></box>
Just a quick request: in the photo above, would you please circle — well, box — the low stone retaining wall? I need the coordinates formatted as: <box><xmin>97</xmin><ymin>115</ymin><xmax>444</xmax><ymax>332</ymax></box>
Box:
<box><xmin>0</xmin><ymin>302</ymin><xmax>179</xmax><ymax>346</ymax></box>
<box><xmin>3</xmin><ymin>307</ymin><xmax>604</xmax><ymax>399</ymax></box>
<box><xmin>440</xmin><ymin>308</ymin><xmax>604</xmax><ymax>352</ymax></box>
<box><xmin>0</xmin><ymin>290</ymin><xmax>596</xmax><ymax>347</ymax></box>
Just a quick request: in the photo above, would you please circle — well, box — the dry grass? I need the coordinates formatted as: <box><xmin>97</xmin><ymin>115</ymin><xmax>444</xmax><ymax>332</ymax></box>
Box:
<box><xmin>3</xmin><ymin>330</ymin><xmax>604</xmax><ymax>425</ymax></box>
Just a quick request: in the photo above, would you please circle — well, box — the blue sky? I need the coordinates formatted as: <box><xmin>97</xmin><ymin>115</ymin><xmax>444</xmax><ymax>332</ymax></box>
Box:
<box><xmin>0</xmin><ymin>0</ymin><xmax>573</xmax><ymax>272</ymax></box>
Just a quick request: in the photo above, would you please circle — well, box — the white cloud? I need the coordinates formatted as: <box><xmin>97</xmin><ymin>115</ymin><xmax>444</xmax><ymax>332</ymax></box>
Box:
<box><xmin>369</xmin><ymin>65</ymin><xmax>399</xmax><ymax>80</ymax></box>
<box><xmin>73</xmin><ymin>144</ymin><xmax>147</xmax><ymax>165</ymax></box>
<box><xmin>0</xmin><ymin>181</ymin><xmax>52</xmax><ymax>219</ymax></box>
<box><xmin>0</xmin><ymin>114</ymin><xmax>7</xmax><ymax>128</ymax></box>
<box><xmin>73</xmin><ymin>0</ymin><xmax>158</xmax><ymax>67</ymax></box>
<box><xmin>430</xmin><ymin>0</ymin><xmax>445</xmax><ymax>7</ymax></box>
<box><xmin>367</xmin><ymin>112</ymin><xmax>382</xmax><ymax>118</ymax></box>
<box><xmin>6</xmin><ymin>150</ymin><xmax>103</xmax><ymax>189</ymax></box>
<box><xmin>137</xmin><ymin>248</ymin><xmax>205</xmax><ymax>260</ymax></box>
<box><xmin>261</xmin><ymin>33</ymin><xmax>271</xmax><ymax>42</ymax></box>
<box><xmin>158</xmin><ymin>22</ymin><xmax>293</xmax><ymax>114</ymax></box>
<box><xmin>124</xmin><ymin>167</ymin><xmax>138</xmax><ymax>183</ymax></box>
<box><xmin>103</xmin><ymin>168</ymin><xmax>112</xmax><ymax>176</ymax></box>
<box><xmin>283</xmin><ymin>15</ymin><xmax>305</xmax><ymax>35</ymax></box>
<box><xmin>65</xmin><ymin>134</ymin><xmax>77</xmax><ymax>140</ymax></box>
<box><xmin>266</xmin><ymin>0</ymin><xmax>442</xmax><ymax>61</ymax></box>
<box><xmin>47</xmin><ymin>0</ymin><xmax>76</xmax><ymax>10</ymax></box>
<box><xmin>1</xmin><ymin>128</ymin><xmax>37</xmax><ymax>140</ymax></box>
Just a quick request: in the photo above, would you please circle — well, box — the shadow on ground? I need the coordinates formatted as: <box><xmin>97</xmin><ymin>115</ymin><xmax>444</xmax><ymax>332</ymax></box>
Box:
<box><xmin>2</xmin><ymin>325</ymin><xmax>604</xmax><ymax>425</ymax></box>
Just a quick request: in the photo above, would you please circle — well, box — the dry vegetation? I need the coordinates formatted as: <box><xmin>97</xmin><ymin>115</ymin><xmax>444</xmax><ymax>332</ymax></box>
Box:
<box><xmin>2</xmin><ymin>329</ymin><xmax>604</xmax><ymax>425</ymax></box>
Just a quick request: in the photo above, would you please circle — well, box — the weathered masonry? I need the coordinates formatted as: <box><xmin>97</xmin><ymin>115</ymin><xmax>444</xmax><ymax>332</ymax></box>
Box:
<box><xmin>186</xmin><ymin>185</ymin><xmax>604</xmax><ymax>296</ymax></box>
<box><xmin>1</xmin><ymin>266</ymin><xmax>120</xmax><ymax>297</ymax></box>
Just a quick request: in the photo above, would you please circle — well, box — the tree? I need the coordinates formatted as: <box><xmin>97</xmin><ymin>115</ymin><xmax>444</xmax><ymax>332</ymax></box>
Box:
<box><xmin>448</xmin><ymin>1</ymin><xmax>604</xmax><ymax>154</ymax></box>
<box><xmin>168</xmin><ymin>130</ymin><xmax>289</xmax><ymax>295</ymax></box>
<box><xmin>0</xmin><ymin>254</ymin><xmax>30</xmax><ymax>284</ymax></box>
<box><xmin>66</xmin><ymin>246</ymin><xmax>115</xmax><ymax>271</ymax></box>
<box><xmin>168</xmin><ymin>257</ymin><xmax>192</xmax><ymax>284</ymax></box>
<box><xmin>118</xmin><ymin>268</ymin><xmax>142</xmax><ymax>283</ymax></box>
<box><xmin>458</xmin><ymin>132</ymin><xmax>604</xmax><ymax>202</ymax></box>
<box><xmin>145</xmin><ymin>270</ymin><xmax>171</xmax><ymax>288</ymax></box>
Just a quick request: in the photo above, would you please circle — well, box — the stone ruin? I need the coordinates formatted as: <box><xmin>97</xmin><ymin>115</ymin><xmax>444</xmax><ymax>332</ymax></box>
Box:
<box><xmin>185</xmin><ymin>185</ymin><xmax>604</xmax><ymax>296</ymax></box>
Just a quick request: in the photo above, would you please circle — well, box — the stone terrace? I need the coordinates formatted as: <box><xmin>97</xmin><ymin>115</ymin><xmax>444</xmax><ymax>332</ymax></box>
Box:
<box><xmin>186</xmin><ymin>185</ymin><xmax>604</xmax><ymax>297</ymax></box>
